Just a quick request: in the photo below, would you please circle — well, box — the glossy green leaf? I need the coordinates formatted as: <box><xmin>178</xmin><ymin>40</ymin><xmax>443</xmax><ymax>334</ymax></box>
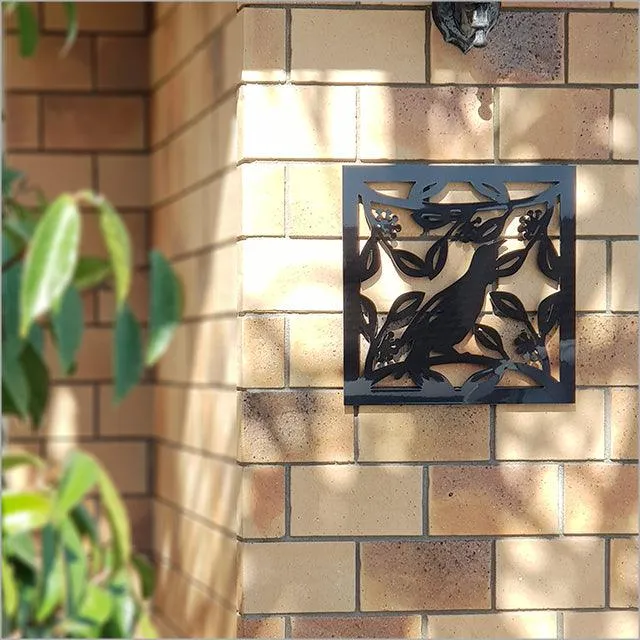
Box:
<box><xmin>52</xmin><ymin>451</ymin><xmax>99</xmax><ymax>523</ymax></box>
<box><xmin>27</xmin><ymin>322</ymin><xmax>44</xmax><ymax>356</ymax></box>
<box><xmin>20</xmin><ymin>194</ymin><xmax>81</xmax><ymax>337</ymax></box>
<box><xmin>103</xmin><ymin>571</ymin><xmax>137</xmax><ymax>638</ymax></box>
<box><xmin>3</xmin><ymin>263</ymin><xmax>22</xmax><ymax>341</ymax></box>
<box><xmin>15</xmin><ymin>576</ymin><xmax>37</xmax><ymax>632</ymax></box>
<box><xmin>98</xmin><ymin>199</ymin><xmax>131</xmax><ymax>306</ymax></box>
<box><xmin>35</xmin><ymin>525</ymin><xmax>64</xmax><ymax>623</ymax></box>
<box><xmin>20</xmin><ymin>342</ymin><xmax>49</xmax><ymax>427</ymax></box>
<box><xmin>60</xmin><ymin>520</ymin><xmax>87</xmax><ymax>618</ymax></box>
<box><xmin>3</xmin><ymin>532</ymin><xmax>37</xmax><ymax>570</ymax></box>
<box><xmin>78</xmin><ymin>584</ymin><xmax>113</xmax><ymax>627</ymax></box>
<box><xmin>62</xmin><ymin>1</ymin><xmax>78</xmax><ymax>53</ymax></box>
<box><xmin>3</xmin><ymin>227</ymin><xmax>22</xmax><ymax>267</ymax></box>
<box><xmin>2</xmin><ymin>449</ymin><xmax>46</xmax><ymax>471</ymax></box>
<box><xmin>52</xmin><ymin>285</ymin><xmax>84</xmax><ymax>375</ymax></box>
<box><xmin>113</xmin><ymin>303</ymin><xmax>143</xmax><ymax>403</ymax></box>
<box><xmin>15</xmin><ymin>2</ymin><xmax>39</xmax><ymax>57</ymax></box>
<box><xmin>2</xmin><ymin>491</ymin><xmax>52</xmax><ymax>534</ymax></box>
<box><xmin>145</xmin><ymin>250</ymin><xmax>183</xmax><ymax>366</ymax></box>
<box><xmin>69</xmin><ymin>503</ymin><xmax>99</xmax><ymax>545</ymax></box>
<box><xmin>2</xmin><ymin>562</ymin><xmax>18</xmax><ymax>618</ymax></box>
<box><xmin>97</xmin><ymin>465</ymin><xmax>131</xmax><ymax>568</ymax></box>
<box><xmin>2</xmin><ymin>343</ymin><xmax>30</xmax><ymax>418</ymax></box>
<box><xmin>73</xmin><ymin>256</ymin><xmax>111</xmax><ymax>292</ymax></box>
<box><xmin>132</xmin><ymin>553</ymin><xmax>155</xmax><ymax>600</ymax></box>
<box><xmin>2</xmin><ymin>163</ymin><xmax>24</xmax><ymax>197</ymax></box>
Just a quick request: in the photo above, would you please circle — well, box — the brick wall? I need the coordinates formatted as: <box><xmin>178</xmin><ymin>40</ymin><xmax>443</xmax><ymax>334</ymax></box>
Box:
<box><xmin>236</xmin><ymin>3</ymin><xmax>639</xmax><ymax>640</ymax></box>
<box><xmin>4</xmin><ymin>2</ymin><xmax>153</xmax><ymax>556</ymax></box>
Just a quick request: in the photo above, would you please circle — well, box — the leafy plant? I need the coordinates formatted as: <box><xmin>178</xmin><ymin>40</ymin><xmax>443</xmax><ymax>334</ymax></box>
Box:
<box><xmin>2</xmin><ymin>450</ymin><xmax>156</xmax><ymax>638</ymax></box>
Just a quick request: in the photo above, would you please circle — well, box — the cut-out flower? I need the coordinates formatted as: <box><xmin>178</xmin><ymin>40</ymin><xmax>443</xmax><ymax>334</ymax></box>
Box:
<box><xmin>517</xmin><ymin>209</ymin><xmax>543</xmax><ymax>241</ymax></box>
<box><xmin>376</xmin><ymin>332</ymin><xmax>401</xmax><ymax>366</ymax></box>
<box><xmin>373</xmin><ymin>209</ymin><xmax>402</xmax><ymax>240</ymax></box>
<box><xmin>514</xmin><ymin>330</ymin><xmax>541</xmax><ymax>362</ymax></box>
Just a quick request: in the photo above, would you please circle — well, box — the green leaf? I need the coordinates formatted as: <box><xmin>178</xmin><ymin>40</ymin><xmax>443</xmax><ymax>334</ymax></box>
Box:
<box><xmin>69</xmin><ymin>503</ymin><xmax>99</xmax><ymax>545</ymax></box>
<box><xmin>56</xmin><ymin>618</ymin><xmax>97</xmax><ymax>638</ymax></box>
<box><xmin>132</xmin><ymin>553</ymin><xmax>155</xmax><ymax>600</ymax></box>
<box><xmin>20</xmin><ymin>194</ymin><xmax>81</xmax><ymax>337</ymax></box>
<box><xmin>103</xmin><ymin>571</ymin><xmax>137</xmax><ymax>638</ymax></box>
<box><xmin>1</xmin><ymin>491</ymin><xmax>52</xmax><ymax>534</ymax></box>
<box><xmin>15</xmin><ymin>2</ymin><xmax>39</xmax><ymax>57</ymax></box>
<box><xmin>3</xmin><ymin>532</ymin><xmax>38</xmax><ymax>570</ymax></box>
<box><xmin>97</xmin><ymin>465</ymin><xmax>131</xmax><ymax>569</ymax></box>
<box><xmin>20</xmin><ymin>342</ymin><xmax>49</xmax><ymax>427</ymax></box>
<box><xmin>61</xmin><ymin>1</ymin><xmax>77</xmax><ymax>53</ymax></box>
<box><xmin>27</xmin><ymin>322</ymin><xmax>44</xmax><ymax>356</ymax></box>
<box><xmin>52</xmin><ymin>451</ymin><xmax>100</xmax><ymax>523</ymax></box>
<box><xmin>2</xmin><ymin>562</ymin><xmax>18</xmax><ymax>618</ymax></box>
<box><xmin>3</xmin><ymin>262</ymin><xmax>22</xmax><ymax>340</ymax></box>
<box><xmin>145</xmin><ymin>251</ymin><xmax>183</xmax><ymax>366</ymax></box>
<box><xmin>52</xmin><ymin>285</ymin><xmax>84</xmax><ymax>374</ymax></box>
<box><xmin>135</xmin><ymin>608</ymin><xmax>158</xmax><ymax>639</ymax></box>
<box><xmin>2</xmin><ymin>163</ymin><xmax>24</xmax><ymax>197</ymax></box>
<box><xmin>35</xmin><ymin>525</ymin><xmax>64</xmax><ymax>623</ymax></box>
<box><xmin>78</xmin><ymin>584</ymin><xmax>113</xmax><ymax>627</ymax></box>
<box><xmin>2</xmin><ymin>449</ymin><xmax>46</xmax><ymax>472</ymax></box>
<box><xmin>2</xmin><ymin>343</ymin><xmax>30</xmax><ymax>418</ymax></box>
<box><xmin>97</xmin><ymin>199</ymin><xmax>131</xmax><ymax>306</ymax></box>
<box><xmin>60</xmin><ymin>519</ymin><xmax>87</xmax><ymax>618</ymax></box>
<box><xmin>113</xmin><ymin>303</ymin><xmax>143</xmax><ymax>403</ymax></box>
<box><xmin>73</xmin><ymin>256</ymin><xmax>111</xmax><ymax>292</ymax></box>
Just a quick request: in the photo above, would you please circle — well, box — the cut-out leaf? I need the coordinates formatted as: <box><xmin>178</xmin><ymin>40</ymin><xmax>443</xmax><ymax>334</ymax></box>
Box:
<box><xmin>359</xmin><ymin>236</ymin><xmax>380</xmax><ymax>282</ymax></box>
<box><xmin>537</xmin><ymin>235</ymin><xmax>560</xmax><ymax>283</ymax></box>
<box><xmin>424</xmin><ymin>237</ymin><xmax>448</xmax><ymax>280</ymax></box>
<box><xmin>475</xmin><ymin>215</ymin><xmax>507</xmax><ymax>243</ymax></box>
<box><xmin>495</xmin><ymin>248</ymin><xmax>528</xmax><ymax>278</ymax></box>
<box><xmin>471</xmin><ymin>181</ymin><xmax>508</xmax><ymax>203</ymax></box>
<box><xmin>460</xmin><ymin>367</ymin><xmax>502</xmax><ymax>402</ymax></box>
<box><xmin>359</xmin><ymin>295</ymin><xmax>377</xmax><ymax>342</ymax></box>
<box><xmin>19</xmin><ymin>195</ymin><xmax>80</xmax><ymax>337</ymax></box>
<box><xmin>537</xmin><ymin>291</ymin><xmax>562</xmax><ymax>338</ymax></box>
<box><xmin>113</xmin><ymin>303</ymin><xmax>143</xmax><ymax>403</ymax></box>
<box><xmin>385</xmin><ymin>291</ymin><xmax>424</xmax><ymax>331</ymax></box>
<box><xmin>391</xmin><ymin>248</ymin><xmax>427</xmax><ymax>278</ymax></box>
<box><xmin>489</xmin><ymin>290</ymin><xmax>529</xmax><ymax>323</ymax></box>
<box><xmin>473</xmin><ymin>324</ymin><xmax>507</xmax><ymax>357</ymax></box>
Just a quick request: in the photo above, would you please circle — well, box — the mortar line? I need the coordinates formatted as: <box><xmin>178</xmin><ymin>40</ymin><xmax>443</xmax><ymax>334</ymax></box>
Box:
<box><xmin>421</xmin><ymin>615</ymin><xmax>428</xmax><ymax>640</ymax></box>
<box><xmin>355</xmin><ymin>542</ymin><xmax>362</xmax><ymax>612</ymax></box>
<box><xmin>557</xmin><ymin>611</ymin><xmax>564</xmax><ymax>640</ymax></box>
<box><xmin>423</xmin><ymin>465</ymin><xmax>430</xmax><ymax>536</ymax></box>
<box><xmin>284</xmin><ymin>616</ymin><xmax>292</xmax><ymax>638</ymax></box>
<box><xmin>284</xmin><ymin>465</ymin><xmax>292</xmax><ymax>537</ymax></box>
<box><xmin>604</xmin><ymin>387</ymin><xmax>612</xmax><ymax>461</ymax></box>
<box><xmin>605</xmin><ymin>240</ymin><xmax>613</xmax><ymax>313</ymax></box>
<box><xmin>563</xmin><ymin>11</ymin><xmax>569</xmax><ymax>84</ymax></box>
<box><xmin>285</xmin><ymin>8</ymin><xmax>292</xmax><ymax>80</ymax></box>
<box><xmin>604</xmin><ymin>537</ymin><xmax>611</xmax><ymax>607</ymax></box>
<box><xmin>353</xmin><ymin>406</ymin><xmax>360</xmax><ymax>461</ymax></box>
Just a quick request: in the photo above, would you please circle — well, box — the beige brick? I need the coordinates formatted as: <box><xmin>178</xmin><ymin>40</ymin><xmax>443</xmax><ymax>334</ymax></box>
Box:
<box><xmin>241</xmin><ymin>239</ymin><xmax>342</xmax><ymax>312</ymax></box>
<box><xmin>241</xmin><ymin>164</ymin><xmax>285</xmax><ymax>237</ymax></box>
<box><xmin>496</xmin><ymin>537</ymin><xmax>604</xmax><ymax>608</ymax></box>
<box><xmin>569</xmin><ymin>13</ymin><xmax>638</xmax><ymax>83</ymax></box>
<box><xmin>44</xmin><ymin>2</ymin><xmax>146</xmax><ymax>32</ymax></box>
<box><xmin>496</xmin><ymin>389</ymin><xmax>605</xmax><ymax>460</ymax></box>
<box><xmin>152</xmin><ymin>499</ymin><xmax>178</xmax><ymax>562</ymax></box>
<box><xmin>239</xmin><ymin>85</ymin><xmax>356</xmax><ymax>160</ymax></box>
<box><xmin>242</xmin><ymin>466</ymin><xmax>285</xmax><ymax>539</ymax></box>
<box><xmin>154</xmin><ymin>2</ymin><xmax>177</xmax><ymax>23</ymax></box>
<box><xmin>361</xmin><ymin>541</ymin><xmax>491</xmax><ymax>611</ymax></box>
<box><xmin>612</xmin><ymin>241</ymin><xmax>639</xmax><ymax>311</ymax></box>
<box><xmin>613</xmin><ymin>89</ymin><xmax>638</xmax><ymax>160</ymax></box>
<box><xmin>124</xmin><ymin>497</ymin><xmax>151</xmax><ymax>552</ymax></box>
<box><xmin>564</xmin><ymin>612</ymin><xmax>639</xmax><ymax>640</ymax></box>
<box><xmin>44</xmin><ymin>97</ymin><xmax>145</xmax><ymax>151</ymax></box>
<box><xmin>46</xmin><ymin>328</ymin><xmax>111</xmax><ymax>381</ymax></box>
<box><xmin>288</xmin><ymin>164</ymin><xmax>342</xmax><ymax>238</ymax></box>
<box><xmin>431</xmin><ymin>12</ymin><xmax>563</xmax><ymax>84</ymax></box>
<box><xmin>97</xmin><ymin>36</ymin><xmax>148</xmax><ymax>90</ymax></box>
<box><xmin>240</xmin><ymin>391</ymin><xmax>353</xmax><ymax>463</ymax></box>
<box><xmin>577</xmin><ymin>315</ymin><xmax>638</xmax><ymax>385</ymax></box>
<box><xmin>500</xmin><ymin>88</ymin><xmax>609</xmax><ymax>160</ymax></box>
<box><xmin>241</xmin><ymin>316</ymin><xmax>285</xmax><ymax>388</ymax></box>
<box><xmin>241</xmin><ymin>542</ymin><xmax>355</xmax><ymax>613</ymax></box>
<box><xmin>99</xmin><ymin>385</ymin><xmax>153</xmax><ymax>437</ymax></box>
<box><xmin>427</xmin><ymin>612</ymin><xmax>558</xmax><ymax>640</ymax></box>
<box><xmin>611</xmin><ymin>388</ymin><xmax>639</xmax><ymax>460</ymax></box>
<box><xmin>98</xmin><ymin>155</ymin><xmax>149</xmax><ymax>209</ymax></box>
<box><xmin>291</xmin><ymin>10</ymin><xmax>425</xmax><ymax>83</ymax></box>
<box><xmin>577</xmin><ymin>165</ymin><xmax>638</xmax><ymax>235</ymax></box>
<box><xmin>292</xmin><ymin>616</ymin><xmax>422</xmax><ymax>638</ymax></box>
<box><xmin>564</xmin><ymin>463</ymin><xmax>638</xmax><ymax>533</ymax></box>
<box><xmin>242</xmin><ymin>9</ymin><xmax>286</xmax><ymax>82</ymax></box>
<box><xmin>502</xmin><ymin>1</ymin><xmax>609</xmax><ymax>6</ymax></box>
<box><xmin>5</xmin><ymin>95</ymin><xmax>38</xmax><ymax>150</ymax></box>
<box><xmin>429</xmin><ymin>464</ymin><xmax>558</xmax><ymax>535</ymax></box>
<box><xmin>5</xmin><ymin>35</ymin><xmax>91</xmax><ymax>90</ymax></box>
<box><xmin>359</xmin><ymin>87</ymin><xmax>494</xmax><ymax>161</ymax></box>
<box><xmin>6</xmin><ymin>385</ymin><xmax>94</xmax><ymax>440</ymax></box>
<box><xmin>82</xmin><ymin>211</ymin><xmax>147</xmax><ymax>267</ymax></box>
<box><xmin>289</xmin><ymin>314</ymin><xmax>342</xmax><ymax>388</ymax></box>
<box><xmin>239</xmin><ymin>616</ymin><xmax>285</xmax><ymax>639</ymax></box>
<box><xmin>291</xmin><ymin>465</ymin><xmax>422</xmax><ymax>536</ymax></box>
<box><xmin>611</xmin><ymin>537</ymin><xmax>639</xmax><ymax>607</ymax></box>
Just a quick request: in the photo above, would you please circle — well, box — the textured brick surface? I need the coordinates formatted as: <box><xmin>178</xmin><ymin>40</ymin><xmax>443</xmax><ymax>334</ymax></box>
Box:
<box><xmin>291</xmin><ymin>10</ymin><xmax>425</xmax><ymax>83</ymax></box>
<box><xmin>613</xmin><ymin>89</ymin><xmax>638</xmax><ymax>160</ymax></box>
<box><xmin>97</xmin><ymin>155</ymin><xmax>149</xmax><ymax>209</ymax></box>
<box><xmin>360</xmin><ymin>541</ymin><xmax>491</xmax><ymax>611</ymax></box>
<box><xmin>499</xmin><ymin>88</ymin><xmax>609</xmax><ymax>160</ymax></box>
<box><xmin>98</xmin><ymin>385</ymin><xmax>152</xmax><ymax>437</ymax></box>
<box><xmin>427</xmin><ymin>612</ymin><xmax>558</xmax><ymax>640</ymax></box>
<box><xmin>240</xmin><ymin>391</ymin><xmax>353</xmax><ymax>463</ymax></box>
<box><xmin>496</xmin><ymin>537</ymin><xmax>605</xmax><ymax>608</ymax></box>
<box><xmin>611</xmin><ymin>388</ymin><xmax>639</xmax><ymax>460</ymax></box>
<box><xmin>97</xmin><ymin>36</ymin><xmax>149</xmax><ymax>89</ymax></box>
<box><xmin>564</xmin><ymin>463</ymin><xmax>638</xmax><ymax>534</ymax></box>
<box><xmin>241</xmin><ymin>164</ymin><xmax>285</xmax><ymax>237</ymax></box>
<box><xmin>496</xmin><ymin>389</ymin><xmax>605</xmax><ymax>460</ymax></box>
<box><xmin>564</xmin><ymin>612</ymin><xmax>639</xmax><ymax>640</ymax></box>
<box><xmin>429</xmin><ymin>465</ymin><xmax>558</xmax><ymax>535</ymax></box>
<box><xmin>238</xmin><ymin>617</ymin><xmax>285</xmax><ymax>639</ymax></box>
<box><xmin>241</xmin><ymin>316</ymin><xmax>285</xmax><ymax>388</ymax></box>
<box><xmin>242</xmin><ymin>9</ymin><xmax>286</xmax><ymax>82</ymax></box>
<box><xmin>359</xmin><ymin>87</ymin><xmax>494</xmax><ymax>161</ymax></box>
<box><xmin>291</xmin><ymin>616</ymin><xmax>422</xmax><ymax>638</ymax></box>
<box><xmin>610</xmin><ymin>537</ymin><xmax>639</xmax><ymax>608</ymax></box>
<box><xmin>5</xmin><ymin>95</ymin><xmax>38</xmax><ymax>149</ymax></box>
<box><xmin>611</xmin><ymin>241</ymin><xmax>639</xmax><ymax>311</ymax></box>
<box><xmin>241</xmin><ymin>542</ymin><xmax>355</xmax><ymax>613</ymax></box>
<box><xmin>242</xmin><ymin>466</ymin><xmax>285</xmax><ymax>539</ymax></box>
<box><xmin>291</xmin><ymin>465</ymin><xmax>422</xmax><ymax>536</ymax></box>
<box><xmin>44</xmin><ymin>2</ymin><xmax>147</xmax><ymax>32</ymax></box>
<box><xmin>431</xmin><ymin>12</ymin><xmax>564</xmax><ymax>84</ymax></box>
<box><xmin>569</xmin><ymin>13</ymin><xmax>638</xmax><ymax>83</ymax></box>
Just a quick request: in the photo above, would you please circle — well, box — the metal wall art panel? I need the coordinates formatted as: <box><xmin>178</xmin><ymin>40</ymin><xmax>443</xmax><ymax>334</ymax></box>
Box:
<box><xmin>342</xmin><ymin>164</ymin><xmax>576</xmax><ymax>406</ymax></box>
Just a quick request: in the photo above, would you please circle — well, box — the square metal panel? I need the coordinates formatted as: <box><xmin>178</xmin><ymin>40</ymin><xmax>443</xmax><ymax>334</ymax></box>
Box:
<box><xmin>343</xmin><ymin>164</ymin><xmax>576</xmax><ymax>406</ymax></box>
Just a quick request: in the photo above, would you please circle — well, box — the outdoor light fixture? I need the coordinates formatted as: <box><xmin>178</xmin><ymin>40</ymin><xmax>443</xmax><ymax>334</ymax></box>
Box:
<box><xmin>342</xmin><ymin>164</ymin><xmax>576</xmax><ymax>406</ymax></box>
<box><xmin>432</xmin><ymin>2</ymin><xmax>501</xmax><ymax>53</ymax></box>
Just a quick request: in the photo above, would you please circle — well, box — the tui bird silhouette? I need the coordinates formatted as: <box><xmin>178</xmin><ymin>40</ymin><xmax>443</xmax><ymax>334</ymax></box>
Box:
<box><xmin>398</xmin><ymin>241</ymin><xmax>503</xmax><ymax>385</ymax></box>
